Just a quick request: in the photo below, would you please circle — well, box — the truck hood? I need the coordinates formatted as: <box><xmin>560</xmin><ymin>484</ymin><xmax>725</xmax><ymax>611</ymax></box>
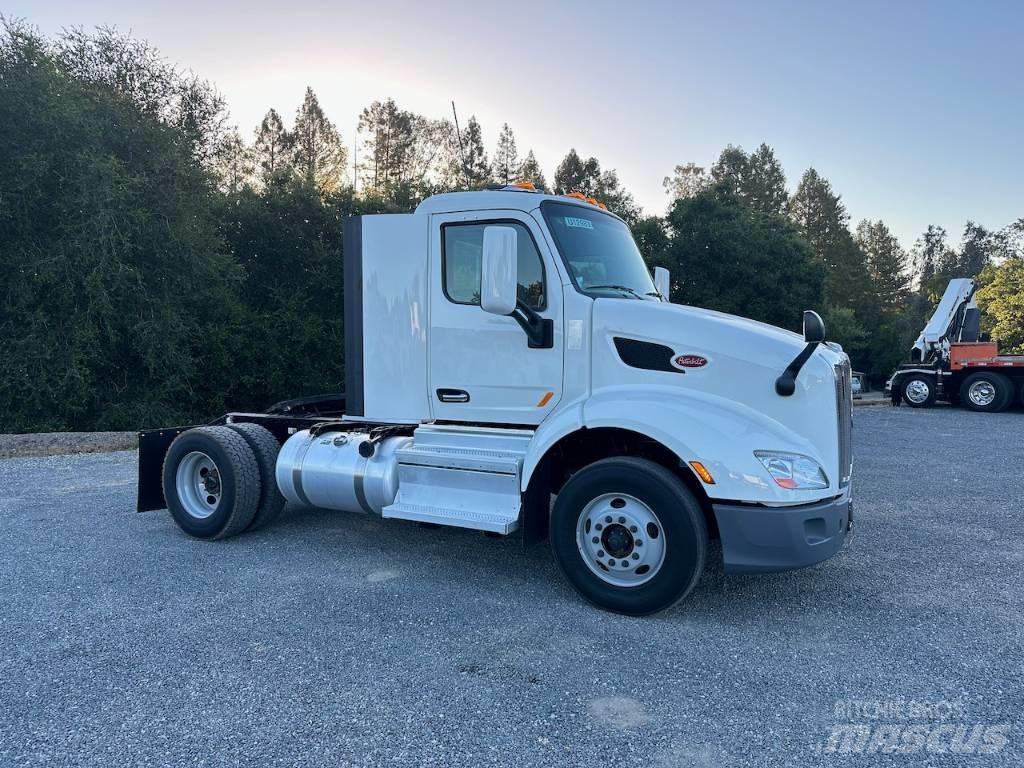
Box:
<box><xmin>590</xmin><ymin>298</ymin><xmax>847</xmax><ymax>493</ymax></box>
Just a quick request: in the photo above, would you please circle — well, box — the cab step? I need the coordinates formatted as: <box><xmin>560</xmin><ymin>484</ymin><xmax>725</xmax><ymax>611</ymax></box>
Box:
<box><xmin>381</xmin><ymin>424</ymin><xmax>532</xmax><ymax>534</ymax></box>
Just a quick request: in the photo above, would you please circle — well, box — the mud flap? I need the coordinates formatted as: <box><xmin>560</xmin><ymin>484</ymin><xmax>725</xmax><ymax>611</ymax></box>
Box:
<box><xmin>137</xmin><ymin>426</ymin><xmax>198</xmax><ymax>512</ymax></box>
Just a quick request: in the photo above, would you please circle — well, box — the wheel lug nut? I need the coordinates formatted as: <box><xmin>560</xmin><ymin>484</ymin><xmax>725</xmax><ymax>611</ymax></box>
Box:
<box><xmin>592</xmin><ymin>536</ymin><xmax>600</xmax><ymax>544</ymax></box>
<box><xmin>635</xmin><ymin>540</ymin><xmax>643</xmax><ymax>546</ymax></box>
<box><xmin>608</xmin><ymin>559</ymin><xmax>616</xmax><ymax>566</ymax></box>
<box><xmin>632</xmin><ymin>552</ymin><xmax>640</xmax><ymax>560</ymax></box>
<box><xmin>618</xmin><ymin>516</ymin><xmax>625</xmax><ymax>524</ymax></box>
<box><xmin>605</xmin><ymin>516</ymin><xmax>612</xmax><ymax>524</ymax></box>
<box><xmin>630</xmin><ymin>525</ymin><xmax>637</xmax><ymax>533</ymax></box>
<box><xmin>595</xmin><ymin>523</ymin><xmax>603</xmax><ymax>531</ymax></box>
<box><xmin>597</xmin><ymin>550</ymin><xmax>605</xmax><ymax>558</ymax></box>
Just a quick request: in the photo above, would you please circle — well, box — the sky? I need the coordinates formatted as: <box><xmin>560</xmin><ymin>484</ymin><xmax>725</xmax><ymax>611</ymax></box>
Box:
<box><xmin>12</xmin><ymin>0</ymin><xmax>1024</xmax><ymax>249</ymax></box>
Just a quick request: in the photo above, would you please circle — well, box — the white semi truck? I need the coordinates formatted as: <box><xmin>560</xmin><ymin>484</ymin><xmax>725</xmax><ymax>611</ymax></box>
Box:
<box><xmin>138</xmin><ymin>185</ymin><xmax>853</xmax><ymax>615</ymax></box>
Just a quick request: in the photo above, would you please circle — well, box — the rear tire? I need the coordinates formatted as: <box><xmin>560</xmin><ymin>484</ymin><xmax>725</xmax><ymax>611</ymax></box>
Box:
<box><xmin>901</xmin><ymin>374</ymin><xmax>936</xmax><ymax>407</ymax></box>
<box><xmin>162</xmin><ymin>426</ymin><xmax>261</xmax><ymax>540</ymax></box>
<box><xmin>550</xmin><ymin>457</ymin><xmax>707</xmax><ymax>616</ymax></box>
<box><xmin>961</xmin><ymin>371</ymin><xmax>1013</xmax><ymax>412</ymax></box>
<box><xmin>226</xmin><ymin>422</ymin><xmax>287</xmax><ymax>531</ymax></box>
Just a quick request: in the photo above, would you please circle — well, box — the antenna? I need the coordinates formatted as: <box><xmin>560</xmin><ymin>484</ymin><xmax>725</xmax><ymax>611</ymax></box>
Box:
<box><xmin>451</xmin><ymin>100</ymin><xmax>470</xmax><ymax>187</ymax></box>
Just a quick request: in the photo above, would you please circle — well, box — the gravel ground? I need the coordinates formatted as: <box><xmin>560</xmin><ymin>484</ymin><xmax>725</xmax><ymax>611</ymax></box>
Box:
<box><xmin>0</xmin><ymin>407</ymin><xmax>1021</xmax><ymax>767</ymax></box>
<box><xmin>0</xmin><ymin>432</ymin><xmax>136</xmax><ymax>459</ymax></box>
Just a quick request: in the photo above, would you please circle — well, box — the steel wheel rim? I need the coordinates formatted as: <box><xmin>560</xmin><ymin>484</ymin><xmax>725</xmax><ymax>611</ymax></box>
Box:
<box><xmin>905</xmin><ymin>379</ymin><xmax>930</xmax><ymax>404</ymax></box>
<box><xmin>968</xmin><ymin>380</ymin><xmax>996</xmax><ymax>407</ymax></box>
<box><xmin>175</xmin><ymin>451</ymin><xmax>222</xmax><ymax>519</ymax></box>
<box><xmin>575</xmin><ymin>493</ymin><xmax>666</xmax><ymax>587</ymax></box>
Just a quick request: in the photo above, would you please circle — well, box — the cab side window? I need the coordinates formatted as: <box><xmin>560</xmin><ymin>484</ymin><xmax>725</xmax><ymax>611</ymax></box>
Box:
<box><xmin>442</xmin><ymin>222</ymin><xmax>545</xmax><ymax>309</ymax></box>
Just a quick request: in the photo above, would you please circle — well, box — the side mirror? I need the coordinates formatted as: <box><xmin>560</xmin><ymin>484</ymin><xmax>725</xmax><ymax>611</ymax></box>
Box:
<box><xmin>481</xmin><ymin>225</ymin><xmax>518</xmax><ymax>316</ymax></box>
<box><xmin>653</xmin><ymin>267</ymin><xmax>670</xmax><ymax>302</ymax></box>
<box><xmin>803</xmin><ymin>310</ymin><xmax>826</xmax><ymax>343</ymax></box>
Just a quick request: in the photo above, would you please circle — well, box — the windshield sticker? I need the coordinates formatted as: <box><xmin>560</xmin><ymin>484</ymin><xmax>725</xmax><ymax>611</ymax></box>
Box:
<box><xmin>564</xmin><ymin>216</ymin><xmax>594</xmax><ymax>230</ymax></box>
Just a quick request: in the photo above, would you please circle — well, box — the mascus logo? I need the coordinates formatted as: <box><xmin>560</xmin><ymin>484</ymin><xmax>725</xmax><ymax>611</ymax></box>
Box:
<box><xmin>673</xmin><ymin>354</ymin><xmax>708</xmax><ymax>369</ymax></box>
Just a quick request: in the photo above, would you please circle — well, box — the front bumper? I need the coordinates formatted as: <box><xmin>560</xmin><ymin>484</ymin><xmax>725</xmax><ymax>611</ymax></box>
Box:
<box><xmin>713</xmin><ymin>489</ymin><xmax>852</xmax><ymax>574</ymax></box>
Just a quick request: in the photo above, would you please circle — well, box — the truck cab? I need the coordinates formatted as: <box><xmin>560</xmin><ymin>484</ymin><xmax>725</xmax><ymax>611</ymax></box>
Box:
<box><xmin>141</xmin><ymin>185</ymin><xmax>853</xmax><ymax>615</ymax></box>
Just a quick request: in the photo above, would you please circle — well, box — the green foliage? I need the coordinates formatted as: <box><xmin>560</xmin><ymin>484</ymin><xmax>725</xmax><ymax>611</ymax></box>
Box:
<box><xmin>291</xmin><ymin>87</ymin><xmax>347</xmax><ymax>194</ymax></box>
<box><xmin>492</xmin><ymin>123</ymin><xmax>519</xmax><ymax>186</ymax></box>
<box><xmin>976</xmin><ymin>259</ymin><xmax>1024</xmax><ymax>353</ymax></box>
<box><xmin>709</xmin><ymin>144</ymin><xmax>788</xmax><ymax>215</ymax></box>
<box><xmin>553</xmin><ymin>149</ymin><xmax>639</xmax><ymax>223</ymax></box>
<box><xmin>0</xmin><ymin>20</ymin><xmax>243</xmax><ymax>431</ymax></box>
<box><xmin>518</xmin><ymin>150</ymin><xmax>548</xmax><ymax>192</ymax></box>
<box><xmin>658</xmin><ymin>189</ymin><xmax>824</xmax><ymax>331</ymax></box>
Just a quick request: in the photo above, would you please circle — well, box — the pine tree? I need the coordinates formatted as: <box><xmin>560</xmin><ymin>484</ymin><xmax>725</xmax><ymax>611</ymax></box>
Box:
<box><xmin>492</xmin><ymin>123</ymin><xmax>520</xmax><ymax>185</ymax></box>
<box><xmin>855</xmin><ymin>219</ymin><xmax>909</xmax><ymax>314</ymax></box>
<box><xmin>554</xmin><ymin>149</ymin><xmax>639</xmax><ymax>222</ymax></box>
<box><xmin>215</xmin><ymin>128</ymin><xmax>253</xmax><ymax>193</ymax></box>
<box><xmin>291</xmin><ymin>87</ymin><xmax>347</xmax><ymax>194</ymax></box>
<box><xmin>710</xmin><ymin>145</ymin><xmax>749</xmax><ymax>198</ymax></box>
<box><xmin>518</xmin><ymin>149</ymin><xmax>547</xmax><ymax>191</ymax></box>
<box><xmin>744</xmin><ymin>143</ymin><xmax>788</xmax><ymax>215</ymax></box>
<box><xmin>451</xmin><ymin>116</ymin><xmax>491</xmax><ymax>187</ymax></box>
<box><xmin>357</xmin><ymin>98</ymin><xmax>417</xmax><ymax>192</ymax></box>
<box><xmin>957</xmin><ymin>221</ymin><xmax>992</xmax><ymax>277</ymax></box>
<box><xmin>253</xmin><ymin>108</ymin><xmax>290</xmax><ymax>183</ymax></box>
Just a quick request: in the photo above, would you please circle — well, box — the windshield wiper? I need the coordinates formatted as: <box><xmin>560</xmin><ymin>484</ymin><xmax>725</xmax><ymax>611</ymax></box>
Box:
<box><xmin>587</xmin><ymin>284</ymin><xmax>645</xmax><ymax>299</ymax></box>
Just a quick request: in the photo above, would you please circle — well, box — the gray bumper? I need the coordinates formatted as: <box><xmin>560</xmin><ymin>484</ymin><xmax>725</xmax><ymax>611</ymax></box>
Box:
<box><xmin>713</xmin><ymin>490</ymin><xmax>852</xmax><ymax>574</ymax></box>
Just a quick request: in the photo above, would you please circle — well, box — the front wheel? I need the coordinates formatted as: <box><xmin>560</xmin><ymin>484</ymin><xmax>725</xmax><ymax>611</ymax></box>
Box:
<box><xmin>902</xmin><ymin>374</ymin><xmax>936</xmax><ymax>407</ymax></box>
<box><xmin>550</xmin><ymin>457</ymin><xmax>707</xmax><ymax>616</ymax></box>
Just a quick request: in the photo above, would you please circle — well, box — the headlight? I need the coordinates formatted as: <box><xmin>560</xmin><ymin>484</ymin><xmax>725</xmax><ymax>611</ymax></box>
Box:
<box><xmin>754</xmin><ymin>451</ymin><xmax>829</xmax><ymax>490</ymax></box>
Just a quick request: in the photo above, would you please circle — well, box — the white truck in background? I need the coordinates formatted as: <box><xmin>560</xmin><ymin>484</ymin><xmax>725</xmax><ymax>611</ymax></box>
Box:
<box><xmin>138</xmin><ymin>185</ymin><xmax>853</xmax><ymax>615</ymax></box>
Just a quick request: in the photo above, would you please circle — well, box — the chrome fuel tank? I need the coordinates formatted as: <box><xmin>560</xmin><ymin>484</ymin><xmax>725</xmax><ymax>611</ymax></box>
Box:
<box><xmin>275</xmin><ymin>430</ymin><xmax>412</xmax><ymax>514</ymax></box>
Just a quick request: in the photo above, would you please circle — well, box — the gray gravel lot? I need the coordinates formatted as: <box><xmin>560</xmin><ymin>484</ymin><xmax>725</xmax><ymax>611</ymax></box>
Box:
<box><xmin>0</xmin><ymin>407</ymin><xmax>1021</xmax><ymax>767</ymax></box>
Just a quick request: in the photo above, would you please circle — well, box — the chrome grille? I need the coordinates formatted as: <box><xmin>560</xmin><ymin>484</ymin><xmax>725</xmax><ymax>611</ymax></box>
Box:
<box><xmin>834</xmin><ymin>359</ymin><xmax>853</xmax><ymax>487</ymax></box>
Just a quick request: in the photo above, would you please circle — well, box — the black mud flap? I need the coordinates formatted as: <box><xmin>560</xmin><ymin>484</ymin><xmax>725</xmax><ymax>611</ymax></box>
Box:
<box><xmin>137</xmin><ymin>426</ymin><xmax>198</xmax><ymax>512</ymax></box>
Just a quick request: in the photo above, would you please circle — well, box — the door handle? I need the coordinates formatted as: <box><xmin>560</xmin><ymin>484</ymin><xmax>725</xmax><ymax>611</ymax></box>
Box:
<box><xmin>437</xmin><ymin>389</ymin><xmax>470</xmax><ymax>403</ymax></box>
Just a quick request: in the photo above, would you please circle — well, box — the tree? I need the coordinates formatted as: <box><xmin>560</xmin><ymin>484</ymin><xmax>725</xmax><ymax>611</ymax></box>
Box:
<box><xmin>912</xmin><ymin>224</ymin><xmax>951</xmax><ymax>288</ymax></box>
<box><xmin>0</xmin><ymin>21</ymin><xmax>244</xmax><ymax>431</ymax></box>
<box><xmin>663</xmin><ymin>162</ymin><xmax>708</xmax><ymax>201</ymax></box>
<box><xmin>291</xmin><ymin>86</ymin><xmax>347</xmax><ymax>194</ymax></box>
<box><xmin>357</xmin><ymin>98</ymin><xmax>416</xmax><ymax>192</ymax></box>
<box><xmin>855</xmin><ymin>219</ymin><xmax>909</xmax><ymax>315</ymax></box>
<box><xmin>215</xmin><ymin>128</ymin><xmax>254</xmax><ymax>193</ymax></box>
<box><xmin>744</xmin><ymin>143</ymin><xmax>789</xmax><ymax>215</ymax></box>
<box><xmin>976</xmin><ymin>259</ymin><xmax>1024</xmax><ymax>353</ymax></box>
<box><xmin>554</xmin><ymin>149</ymin><xmax>639</xmax><ymax>223</ymax></box>
<box><xmin>448</xmin><ymin>115</ymin><xmax>491</xmax><ymax>187</ymax></box>
<box><xmin>518</xmin><ymin>149</ymin><xmax>547</xmax><ymax>191</ymax></box>
<box><xmin>492</xmin><ymin>123</ymin><xmax>520</xmax><ymax>185</ymax></box>
<box><xmin>661</xmin><ymin>188</ymin><xmax>825</xmax><ymax>330</ymax></box>
<box><xmin>709</xmin><ymin>145</ymin><xmax>748</xmax><ymax>198</ymax></box>
<box><xmin>956</xmin><ymin>221</ymin><xmax>992</xmax><ymax>278</ymax></box>
<box><xmin>253</xmin><ymin>108</ymin><xmax>290</xmax><ymax>183</ymax></box>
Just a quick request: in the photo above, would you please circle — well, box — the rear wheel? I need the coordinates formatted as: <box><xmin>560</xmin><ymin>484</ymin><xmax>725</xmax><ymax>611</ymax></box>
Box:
<box><xmin>550</xmin><ymin>457</ymin><xmax>707</xmax><ymax>616</ymax></box>
<box><xmin>162</xmin><ymin>426</ymin><xmax>261</xmax><ymax>539</ymax></box>
<box><xmin>902</xmin><ymin>375</ymin><xmax>936</xmax><ymax>407</ymax></box>
<box><xmin>226</xmin><ymin>422</ymin><xmax>287</xmax><ymax>531</ymax></box>
<box><xmin>961</xmin><ymin>371</ymin><xmax>1013</xmax><ymax>413</ymax></box>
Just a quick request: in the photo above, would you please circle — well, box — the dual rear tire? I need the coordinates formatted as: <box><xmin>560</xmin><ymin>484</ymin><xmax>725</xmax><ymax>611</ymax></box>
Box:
<box><xmin>960</xmin><ymin>371</ymin><xmax>1015</xmax><ymax>413</ymax></box>
<box><xmin>162</xmin><ymin>424</ymin><xmax>285</xmax><ymax>540</ymax></box>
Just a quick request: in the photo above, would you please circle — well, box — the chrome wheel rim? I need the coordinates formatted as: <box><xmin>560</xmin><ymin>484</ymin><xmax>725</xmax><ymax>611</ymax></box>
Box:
<box><xmin>968</xmin><ymin>380</ymin><xmax>996</xmax><ymax>407</ymax></box>
<box><xmin>175</xmin><ymin>451</ymin><xmax>222</xmax><ymax>519</ymax></box>
<box><xmin>576</xmin><ymin>493</ymin><xmax>666</xmax><ymax>587</ymax></box>
<box><xmin>904</xmin><ymin>379</ymin><xmax>930</xmax><ymax>404</ymax></box>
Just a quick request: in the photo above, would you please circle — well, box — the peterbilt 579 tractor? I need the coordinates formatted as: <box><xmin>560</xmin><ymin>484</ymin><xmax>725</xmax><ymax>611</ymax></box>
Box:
<box><xmin>138</xmin><ymin>185</ymin><xmax>854</xmax><ymax>615</ymax></box>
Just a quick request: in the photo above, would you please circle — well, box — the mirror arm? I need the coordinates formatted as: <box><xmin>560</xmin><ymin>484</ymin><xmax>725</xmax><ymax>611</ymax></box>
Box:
<box><xmin>775</xmin><ymin>341</ymin><xmax>820</xmax><ymax>397</ymax></box>
<box><xmin>511</xmin><ymin>300</ymin><xmax>554</xmax><ymax>349</ymax></box>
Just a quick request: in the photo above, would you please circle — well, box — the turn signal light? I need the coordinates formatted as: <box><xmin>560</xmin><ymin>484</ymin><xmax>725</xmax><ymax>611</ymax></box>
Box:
<box><xmin>690</xmin><ymin>461</ymin><xmax>715</xmax><ymax>484</ymax></box>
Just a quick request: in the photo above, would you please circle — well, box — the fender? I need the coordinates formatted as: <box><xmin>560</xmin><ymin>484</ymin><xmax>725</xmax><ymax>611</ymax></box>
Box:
<box><xmin>523</xmin><ymin>385</ymin><xmax>837</xmax><ymax>506</ymax></box>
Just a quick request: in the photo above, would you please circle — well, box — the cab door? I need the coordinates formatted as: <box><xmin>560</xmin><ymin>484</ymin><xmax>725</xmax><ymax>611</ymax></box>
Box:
<box><xmin>428</xmin><ymin>209</ymin><xmax>563</xmax><ymax>425</ymax></box>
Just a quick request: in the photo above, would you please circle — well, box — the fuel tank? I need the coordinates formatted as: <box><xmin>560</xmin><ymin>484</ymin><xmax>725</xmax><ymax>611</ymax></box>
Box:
<box><xmin>275</xmin><ymin>430</ymin><xmax>411</xmax><ymax>514</ymax></box>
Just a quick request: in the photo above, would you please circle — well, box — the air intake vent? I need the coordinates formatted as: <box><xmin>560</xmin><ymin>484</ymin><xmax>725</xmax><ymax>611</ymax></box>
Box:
<box><xmin>834</xmin><ymin>359</ymin><xmax>853</xmax><ymax>487</ymax></box>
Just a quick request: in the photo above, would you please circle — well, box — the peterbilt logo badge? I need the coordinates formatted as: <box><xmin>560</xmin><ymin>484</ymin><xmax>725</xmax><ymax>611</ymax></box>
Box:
<box><xmin>673</xmin><ymin>354</ymin><xmax>708</xmax><ymax>369</ymax></box>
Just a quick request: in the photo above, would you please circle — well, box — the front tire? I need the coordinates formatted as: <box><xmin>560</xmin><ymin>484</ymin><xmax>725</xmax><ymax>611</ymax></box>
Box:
<box><xmin>961</xmin><ymin>372</ymin><xmax>1013</xmax><ymax>412</ymax></box>
<box><xmin>162</xmin><ymin>426</ymin><xmax>261</xmax><ymax>539</ymax></box>
<box><xmin>902</xmin><ymin>374</ymin><xmax>936</xmax><ymax>407</ymax></box>
<box><xmin>550</xmin><ymin>457</ymin><xmax>707</xmax><ymax>616</ymax></box>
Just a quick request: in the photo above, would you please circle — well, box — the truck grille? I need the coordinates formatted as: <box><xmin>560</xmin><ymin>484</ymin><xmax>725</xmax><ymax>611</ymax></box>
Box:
<box><xmin>834</xmin><ymin>359</ymin><xmax>853</xmax><ymax>487</ymax></box>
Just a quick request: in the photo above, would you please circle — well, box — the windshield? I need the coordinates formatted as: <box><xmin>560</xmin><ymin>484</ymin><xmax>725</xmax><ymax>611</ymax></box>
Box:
<box><xmin>541</xmin><ymin>201</ymin><xmax>659</xmax><ymax>299</ymax></box>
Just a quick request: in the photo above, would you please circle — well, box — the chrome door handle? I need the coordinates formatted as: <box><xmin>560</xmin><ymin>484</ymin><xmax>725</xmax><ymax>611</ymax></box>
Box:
<box><xmin>437</xmin><ymin>389</ymin><xmax>470</xmax><ymax>403</ymax></box>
